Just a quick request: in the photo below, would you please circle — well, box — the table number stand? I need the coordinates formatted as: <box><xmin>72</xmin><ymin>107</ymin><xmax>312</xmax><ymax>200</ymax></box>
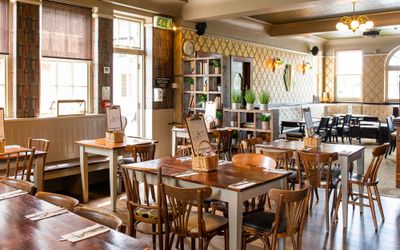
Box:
<box><xmin>105</xmin><ymin>106</ymin><xmax>124</xmax><ymax>143</ymax></box>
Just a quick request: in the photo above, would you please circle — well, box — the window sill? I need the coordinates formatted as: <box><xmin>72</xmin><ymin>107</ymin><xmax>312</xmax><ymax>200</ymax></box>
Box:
<box><xmin>5</xmin><ymin>113</ymin><xmax>104</xmax><ymax>122</ymax></box>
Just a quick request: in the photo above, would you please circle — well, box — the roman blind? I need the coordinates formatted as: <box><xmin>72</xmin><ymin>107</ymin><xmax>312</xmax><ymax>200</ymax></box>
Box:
<box><xmin>0</xmin><ymin>0</ymin><xmax>9</xmax><ymax>55</ymax></box>
<box><xmin>42</xmin><ymin>1</ymin><xmax>92</xmax><ymax>60</ymax></box>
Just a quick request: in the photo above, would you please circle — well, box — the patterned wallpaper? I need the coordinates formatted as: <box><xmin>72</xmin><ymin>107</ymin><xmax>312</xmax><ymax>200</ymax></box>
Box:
<box><xmin>322</xmin><ymin>54</ymin><xmax>387</xmax><ymax>103</ymax></box>
<box><xmin>182</xmin><ymin>29</ymin><xmax>318</xmax><ymax>104</ymax></box>
<box><xmin>16</xmin><ymin>2</ymin><xmax>40</xmax><ymax>118</ymax></box>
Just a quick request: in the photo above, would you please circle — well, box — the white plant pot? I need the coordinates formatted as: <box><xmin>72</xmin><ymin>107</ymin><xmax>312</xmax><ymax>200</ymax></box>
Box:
<box><xmin>246</xmin><ymin>104</ymin><xmax>254</xmax><ymax>110</ymax></box>
<box><xmin>217</xmin><ymin>86</ymin><xmax>221</xmax><ymax>92</ymax></box>
<box><xmin>231</xmin><ymin>139</ymin><xmax>237</xmax><ymax>145</ymax></box>
<box><xmin>230</xmin><ymin>121</ymin><xmax>237</xmax><ymax>127</ymax></box>
<box><xmin>232</xmin><ymin>103</ymin><xmax>240</xmax><ymax>110</ymax></box>
<box><xmin>190</xmin><ymin>84</ymin><xmax>195</xmax><ymax>91</ymax></box>
<box><xmin>261</xmin><ymin>121</ymin><xmax>270</xmax><ymax>130</ymax></box>
<box><xmin>200</xmin><ymin>102</ymin><xmax>205</xmax><ymax>109</ymax></box>
<box><xmin>259</xmin><ymin>104</ymin><xmax>268</xmax><ymax>111</ymax></box>
<box><xmin>215</xmin><ymin>67</ymin><xmax>221</xmax><ymax>74</ymax></box>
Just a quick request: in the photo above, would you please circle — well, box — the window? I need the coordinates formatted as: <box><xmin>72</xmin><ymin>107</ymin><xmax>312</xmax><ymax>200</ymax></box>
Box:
<box><xmin>0</xmin><ymin>56</ymin><xmax>5</xmax><ymax>109</ymax></box>
<box><xmin>336</xmin><ymin>50</ymin><xmax>362</xmax><ymax>100</ymax></box>
<box><xmin>40</xmin><ymin>59</ymin><xmax>89</xmax><ymax>115</ymax></box>
<box><xmin>386</xmin><ymin>48</ymin><xmax>400</xmax><ymax>101</ymax></box>
<box><xmin>113</xmin><ymin>17</ymin><xmax>143</xmax><ymax>49</ymax></box>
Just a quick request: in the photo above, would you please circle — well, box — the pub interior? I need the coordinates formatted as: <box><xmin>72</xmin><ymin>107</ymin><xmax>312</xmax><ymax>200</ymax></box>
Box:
<box><xmin>1</xmin><ymin>0</ymin><xmax>400</xmax><ymax>249</ymax></box>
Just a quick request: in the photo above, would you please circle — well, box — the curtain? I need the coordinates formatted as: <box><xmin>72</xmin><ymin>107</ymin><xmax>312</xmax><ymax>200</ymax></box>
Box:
<box><xmin>42</xmin><ymin>1</ymin><xmax>92</xmax><ymax>60</ymax></box>
<box><xmin>0</xmin><ymin>0</ymin><xmax>9</xmax><ymax>54</ymax></box>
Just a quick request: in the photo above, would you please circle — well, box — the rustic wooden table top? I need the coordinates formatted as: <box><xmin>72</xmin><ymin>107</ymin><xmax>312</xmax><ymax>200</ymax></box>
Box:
<box><xmin>126</xmin><ymin>156</ymin><xmax>288</xmax><ymax>192</ymax></box>
<box><xmin>0</xmin><ymin>183</ymin><xmax>148</xmax><ymax>250</ymax></box>
<box><xmin>75</xmin><ymin>137</ymin><xmax>157</xmax><ymax>150</ymax></box>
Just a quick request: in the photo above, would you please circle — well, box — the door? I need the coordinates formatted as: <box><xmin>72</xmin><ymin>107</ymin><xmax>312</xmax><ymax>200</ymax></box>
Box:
<box><xmin>113</xmin><ymin>53</ymin><xmax>143</xmax><ymax>136</ymax></box>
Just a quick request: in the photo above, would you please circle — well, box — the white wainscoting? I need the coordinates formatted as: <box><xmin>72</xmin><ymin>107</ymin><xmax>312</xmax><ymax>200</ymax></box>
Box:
<box><xmin>5</xmin><ymin>115</ymin><xmax>106</xmax><ymax>163</ymax></box>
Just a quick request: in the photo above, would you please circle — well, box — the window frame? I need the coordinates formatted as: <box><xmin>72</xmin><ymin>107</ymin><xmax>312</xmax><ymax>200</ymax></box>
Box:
<box><xmin>113</xmin><ymin>15</ymin><xmax>144</xmax><ymax>52</ymax></box>
<box><xmin>39</xmin><ymin>57</ymin><xmax>91</xmax><ymax>116</ymax></box>
<box><xmin>0</xmin><ymin>54</ymin><xmax>7</xmax><ymax>115</ymax></box>
<box><xmin>385</xmin><ymin>46</ymin><xmax>400</xmax><ymax>102</ymax></box>
<box><xmin>335</xmin><ymin>49</ymin><xmax>363</xmax><ymax>102</ymax></box>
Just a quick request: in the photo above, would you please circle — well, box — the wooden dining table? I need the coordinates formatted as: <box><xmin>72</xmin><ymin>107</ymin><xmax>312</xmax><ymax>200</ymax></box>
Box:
<box><xmin>126</xmin><ymin>156</ymin><xmax>289</xmax><ymax>250</ymax></box>
<box><xmin>76</xmin><ymin>137</ymin><xmax>157</xmax><ymax>211</ymax></box>
<box><xmin>0</xmin><ymin>145</ymin><xmax>47</xmax><ymax>191</ymax></box>
<box><xmin>256</xmin><ymin>139</ymin><xmax>365</xmax><ymax>229</ymax></box>
<box><xmin>0</xmin><ymin>182</ymin><xmax>147</xmax><ymax>249</ymax></box>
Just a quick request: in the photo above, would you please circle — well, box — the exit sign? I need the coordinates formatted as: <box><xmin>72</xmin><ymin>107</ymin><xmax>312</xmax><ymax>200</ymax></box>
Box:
<box><xmin>153</xmin><ymin>16</ymin><xmax>173</xmax><ymax>30</ymax></box>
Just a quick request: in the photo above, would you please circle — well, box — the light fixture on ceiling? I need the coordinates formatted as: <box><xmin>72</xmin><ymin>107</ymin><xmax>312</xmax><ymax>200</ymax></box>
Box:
<box><xmin>336</xmin><ymin>1</ymin><xmax>374</xmax><ymax>32</ymax></box>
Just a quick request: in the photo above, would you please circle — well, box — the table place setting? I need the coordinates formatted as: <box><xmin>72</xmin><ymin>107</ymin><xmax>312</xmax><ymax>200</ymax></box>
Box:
<box><xmin>0</xmin><ymin>189</ymin><xmax>27</xmax><ymax>201</ymax></box>
<box><xmin>171</xmin><ymin>170</ymin><xmax>199</xmax><ymax>178</ymax></box>
<box><xmin>60</xmin><ymin>224</ymin><xmax>110</xmax><ymax>243</ymax></box>
<box><xmin>25</xmin><ymin>207</ymin><xmax>68</xmax><ymax>221</ymax></box>
<box><xmin>228</xmin><ymin>179</ymin><xmax>257</xmax><ymax>190</ymax></box>
<box><xmin>265</xmin><ymin>168</ymin><xmax>290</xmax><ymax>174</ymax></box>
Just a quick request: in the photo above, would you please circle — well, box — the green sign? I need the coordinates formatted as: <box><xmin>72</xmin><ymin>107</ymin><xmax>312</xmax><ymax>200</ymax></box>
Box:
<box><xmin>153</xmin><ymin>16</ymin><xmax>173</xmax><ymax>30</ymax></box>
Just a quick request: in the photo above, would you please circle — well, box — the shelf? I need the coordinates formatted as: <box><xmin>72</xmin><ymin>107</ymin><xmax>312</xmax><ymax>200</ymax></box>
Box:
<box><xmin>224</xmin><ymin>108</ymin><xmax>271</xmax><ymax>114</ymax></box>
<box><xmin>225</xmin><ymin>126</ymin><xmax>271</xmax><ymax>133</ymax></box>
<box><xmin>184</xmin><ymin>74</ymin><xmax>206</xmax><ymax>77</ymax></box>
<box><xmin>184</xmin><ymin>91</ymin><xmax>222</xmax><ymax>94</ymax></box>
<box><xmin>209</xmin><ymin>74</ymin><xmax>222</xmax><ymax>77</ymax></box>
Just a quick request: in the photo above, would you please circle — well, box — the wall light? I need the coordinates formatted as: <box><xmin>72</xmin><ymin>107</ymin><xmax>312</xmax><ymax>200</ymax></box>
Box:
<box><xmin>302</xmin><ymin>61</ymin><xmax>312</xmax><ymax>74</ymax></box>
<box><xmin>268</xmin><ymin>58</ymin><xmax>284</xmax><ymax>72</ymax></box>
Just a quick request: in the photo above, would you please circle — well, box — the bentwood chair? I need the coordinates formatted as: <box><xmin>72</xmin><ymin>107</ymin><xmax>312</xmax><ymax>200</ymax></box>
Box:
<box><xmin>0</xmin><ymin>177</ymin><xmax>36</xmax><ymax>195</ymax></box>
<box><xmin>1</xmin><ymin>148</ymin><xmax>36</xmax><ymax>182</ymax></box>
<box><xmin>297</xmin><ymin>151</ymin><xmax>339</xmax><ymax>232</ymax></box>
<box><xmin>121</xmin><ymin>164</ymin><xmax>165</xmax><ymax>250</ymax></box>
<box><xmin>242</xmin><ymin>186</ymin><xmax>311</xmax><ymax>250</ymax></box>
<box><xmin>239</xmin><ymin>137</ymin><xmax>263</xmax><ymax>153</ymax></box>
<box><xmin>315</xmin><ymin>117</ymin><xmax>330</xmax><ymax>142</ymax></box>
<box><xmin>35</xmin><ymin>191</ymin><xmax>79</xmax><ymax>212</ymax></box>
<box><xmin>162</xmin><ymin>184</ymin><xmax>229</xmax><ymax>250</ymax></box>
<box><xmin>213</xmin><ymin>129</ymin><xmax>233</xmax><ymax>160</ymax></box>
<box><xmin>385</xmin><ymin>117</ymin><xmax>396</xmax><ymax>157</ymax></box>
<box><xmin>261</xmin><ymin>149</ymin><xmax>300</xmax><ymax>190</ymax></box>
<box><xmin>328</xmin><ymin>116</ymin><xmax>340</xmax><ymax>143</ymax></box>
<box><xmin>74</xmin><ymin>207</ymin><xmax>123</xmax><ymax>232</ymax></box>
<box><xmin>338</xmin><ymin>114</ymin><xmax>353</xmax><ymax>143</ymax></box>
<box><xmin>334</xmin><ymin>144</ymin><xmax>389</xmax><ymax>231</ymax></box>
<box><xmin>27</xmin><ymin>137</ymin><xmax>50</xmax><ymax>188</ymax></box>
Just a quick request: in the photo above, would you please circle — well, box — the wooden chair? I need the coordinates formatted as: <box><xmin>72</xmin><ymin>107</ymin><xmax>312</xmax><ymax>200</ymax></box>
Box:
<box><xmin>261</xmin><ymin>149</ymin><xmax>300</xmax><ymax>190</ymax></box>
<box><xmin>1</xmin><ymin>148</ymin><xmax>36</xmax><ymax>182</ymax></box>
<box><xmin>328</xmin><ymin>116</ymin><xmax>340</xmax><ymax>143</ymax></box>
<box><xmin>338</xmin><ymin>114</ymin><xmax>353</xmax><ymax>143</ymax></box>
<box><xmin>239</xmin><ymin>137</ymin><xmax>263</xmax><ymax>153</ymax></box>
<box><xmin>334</xmin><ymin>144</ymin><xmax>389</xmax><ymax>231</ymax></box>
<box><xmin>213</xmin><ymin>129</ymin><xmax>233</xmax><ymax>160</ymax></box>
<box><xmin>123</xmin><ymin>143</ymin><xmax>156</xmax><ymax>164</ymax></box>
<box><xmin>0</xmin><ymin>177</ymin><xmax>36</xmax><ymax>195</ymax></box>
<box><xmin>297</xmin><ymin>151</ymin><xmax>339</xmax><ymax>232</ymax></box>
<box><xmin>27</xmin><ymin>137</ymin><xmax>50</xmax><ymax>188</ymax></box>
<box><xmin>35</xmin><ymin>191</ymin><xmax>79</xmax><ymax>212</ymax></box>
<box><xmin>242</xmin><ymin>186</ymin><xmax>311</xmax><ymax>250</ymax></box>
<box><xmin>232</xmin><ymin>153</ymin><xmax>275</xmax><ymax>169</ymax></box>
<box><xmin>162</xmin><ymin>183</ymin><xmax>229</xmax><ymax>250</ymax></box>
<box><xmin>121</xmin><ymin>164</ymin><xmax>164</xmax><ymax>250</ymax></box>
<box><xmin>74</xmin><ymin>206</ymin><xmax>123</xmax><ymax>232</ymax></box>
<box><xmin>315</xmin><ymin>117</ymin><xmax>330</xmax><ymax>142</ymax></box>
<box><xmin>385</xmin><ymin>117</ymin><xmax>396</xmax><ymax>157</ymax></box>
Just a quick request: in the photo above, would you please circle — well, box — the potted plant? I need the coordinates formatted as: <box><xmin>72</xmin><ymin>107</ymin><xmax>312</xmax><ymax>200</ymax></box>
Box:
<box><xmin>198</xmin><ymin>94</ymin><xmax>207</xmax><ymax>108</ymax></box>
<box><xmin>244</xmin><ymin>89</ymin><xmax>256</xmax><ymax>110</ymax></box>
<box><xmin>211</xmin><ymin>59</ymin><xmax>221</xmax><ymax>74</ymax></box>
<box><xmin>231</xmin><ymin>90</ymin><xmax>242</xmax><ymax>110</ymax></box>
<box><xmin>231</xmin><ymin>130</ymin><xmax>238</xmax><ymax>145</ymax></box>
<box><xmin>186</xmin><ymin>77</ymin><xmax>195</xmax><ymax>91</ymax></box>
<box><xmin>216</xmin><ymin>110</ymin><xmax>223</xmax><ymax>127</ymax></box>
<box><xmin>259</xmin><ymin>90</ymin><xmax>270</xmax><ymax>111</ymax></box>
<box><xmin>260</xmin><ymin>114</ymin><xmax>271</xmax><ymax>130</ymax></box>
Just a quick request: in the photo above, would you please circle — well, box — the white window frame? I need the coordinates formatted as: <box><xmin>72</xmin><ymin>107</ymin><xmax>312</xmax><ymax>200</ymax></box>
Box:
<box><xmin>0</xmin><ymin>55</ymin><xmax>7</xmax><ymax>115</ymax></box>
<box><xmin>113</xmin><ymin>15</ymin><xmax>144</xmax><ymax>51</ymax></box>
<box><xmin>385</xmin><ymin>46</ymin><xmax>400</xmax><ymax>102</ymax></box>
<box><xmin>335</xmin><ymin>50</ymin><xmax>363</xmax><ymax>102</ymax></box>
<box><xmin>39</xmin><ymin>57</ymin><xmax>91</xmax><ymax>116</ymax></box>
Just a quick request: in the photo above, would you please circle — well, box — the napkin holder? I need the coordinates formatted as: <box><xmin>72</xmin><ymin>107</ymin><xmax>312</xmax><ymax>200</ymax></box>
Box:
<box><xmin>0</xmin><ymin>139</ymin><xmax>5</xmax><ymax>153</ymax></box>
<box><xmin>303</xmin><ymin>136</ymin><xmax>321</xmax><ymax>148</ymax></box>
<box><xmin>106</xmin><ymin>131</ymin><xmax>124</xmax><ymax>143</ymax></box>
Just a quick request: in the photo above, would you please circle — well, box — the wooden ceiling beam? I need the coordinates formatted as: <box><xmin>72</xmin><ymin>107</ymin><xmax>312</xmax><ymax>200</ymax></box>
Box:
<box><xmin>269</xmin><ymin>11</ymin><xmax>400</xmax><ymax>37</ymax></box>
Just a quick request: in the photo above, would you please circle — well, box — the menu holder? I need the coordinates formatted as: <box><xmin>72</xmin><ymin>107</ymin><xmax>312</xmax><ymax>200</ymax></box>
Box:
<box><xmin>105</xmin><ymin>106</ymin><xmax>124</xmax><ymax>143</ymax></box>
<box><xmin>185</xmin><ymin>114</ymin><xmax>210</xmax><ymax>155</ymax></box>
<box><xmin>303</xmin><ymin>136</ymin><xmax>321</xmax><ymax>148</ymax></box>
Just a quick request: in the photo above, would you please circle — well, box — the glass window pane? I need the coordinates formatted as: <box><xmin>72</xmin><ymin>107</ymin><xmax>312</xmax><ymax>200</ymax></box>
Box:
<box><xmin>389</xmin><ymin>51</ymin><xmax>400</xmax><ymax>66</ymax></box>
<box><xmin>337</xmin><ymin>50</ymin><xmax>362</xmax><ymax>74</ymax></box>
<box><xmin>117</xmin><ymin>19</ymin><xmax>130</xmax><ymax>47</ymax></box>
<box><xmin>113</xmin><ymin>18</ymin><xmax>142</xmax><ymax>49</ymax></box>
<box><xmin>336</xmin><ymin>75</ymin><xmax>362</xmax><ymax>98</ymax></box>
<box><xmin>388</xmin><ymin>70</ymin><xmax>400</xmax><ymax>100</ymax></box>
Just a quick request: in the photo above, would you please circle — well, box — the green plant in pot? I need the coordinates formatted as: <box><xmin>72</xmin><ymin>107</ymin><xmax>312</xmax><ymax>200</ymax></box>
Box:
<box><xmin>211</xmin><ymin>59</ymin><xmax>221</xmax><ymax>74</ymax></box>
<box><xmin>231</xmin><ymin>130</ymin><xmax>238</xmax><ymax>145</ymax></box>
<box><xmin>186</xmin><ymin>77</ymin><xmax>195</xmax><ymax>91</ymax></box>
<box><xmin>198</xmin><ymin>94</ymin><xmax>207</xmax><ymax>108</ymax></box>
<box><xmin>260</xmin><ymin>113</ymin><xmax>271</xmax><ymax>130</ymax></box>
<box><xmin>231</xmin><ymin>90</ymin><xmax>242</xmax><ymax>110</ymax></box>
<box><xmin>259</xmin><ymin>90</ymin><xmax>271</xmax><ymax>111</ymax></box>
<box><xmin>244</xmin><ymin>89</ymin><xmax>256</xmax><ymax>110</ymax></box>
<box><xmin>216</xmin><ymin>110</ymin><xmax>223</xmax><ymax>127</ymax></box>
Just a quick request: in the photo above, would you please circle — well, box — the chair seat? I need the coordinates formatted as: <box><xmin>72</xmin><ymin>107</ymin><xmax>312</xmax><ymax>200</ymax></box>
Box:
<box><xmin>119</xmin><ymin>157</ymin><xmax>136</xmax><ymax>165</ymax></box>
<box><xmin>338</xmin><ymin>173</ymin><xmax>379</xmax><ymax>185</ymax></box>
<box><xmin>134</xmin><ymin>206</ymin><xmax>159</xmax><ymax>220</ymax></box>
<box><xmin>186</xmin><ymin>211</ymin><xmax>228</xmax><ymax>233</ymax></box>
<box><xmin>243</xmin><ymin>211</ymin><xmax>286</xmax><ymax>234</ymax></box>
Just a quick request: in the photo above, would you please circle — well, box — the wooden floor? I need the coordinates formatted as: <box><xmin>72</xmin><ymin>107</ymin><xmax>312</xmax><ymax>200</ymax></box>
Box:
<box><xmin>83</xmin><ymin>182</ymin><xmax>400</xmax><ymax>250</ymax></box>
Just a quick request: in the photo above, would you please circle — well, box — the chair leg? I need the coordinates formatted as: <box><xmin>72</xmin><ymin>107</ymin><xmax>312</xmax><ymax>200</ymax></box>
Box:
<box><xmin>224</xmin><ymin>227</ymin><xmax>229</xmax><ymax>250</ymax></box>
<box><xmin>315</xmin><ymin>188</ymin><xmax>319</xmax><ymax>202</ymax></box>
<box><xmin>373</xmin><ymin>185</ymin><xmax>385</xmax><ymax>222</ymax></box>
<box><xmin>325</xmin><ymin>187</ymin><xmax>330</xmax><ymax>232</ymax></box>
<box><xmin>331</xmin><ymin>186</ymin><xmax>338</xmax><ymax>215</ymax></box>
<box><xmin>333</xmin><ymin>186</ymin><xmax>342</xmax><ymax>222</ymax></box>
<box><xmin>191</xmin><ymin>238</ymin><xmax>196</xmax><ymax>250</ymax></box>
<box><xmin>152</xmin><ymin>224</ymin><xmax>156</xmax><ymax>250</ymax></box>
<box><xmin>367</xmin><ymin>186</ymin><xmax>378</xmax><ymax>231</ymax></box>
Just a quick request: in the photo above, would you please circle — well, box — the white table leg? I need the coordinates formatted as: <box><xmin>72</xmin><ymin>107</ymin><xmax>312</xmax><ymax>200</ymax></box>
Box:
<box><xmin>228</xmin><ymin>193</ymin><xmax>244</xmax><ymax>250</ymax></box>
<box><xmin>109</xmin><ymin>150</ymin><xmax>118</xmax><ymax>211</ymax></box>
<box><xmin>357</xmin><ymin>149</ymin><xmax>365</xmax><ymax>214</ymax></box>
<box><xmin>340</xmin><ymin>156</ymin><xmax>349</xmax><ymax>229</ymax></box>
<box><xmin>172</xmin><ymin>130</ymin><xmax>177</xmax><ymax>156</ymax></box>
<box><xmin>278</xmin><ymin>178</ymin><xmax>286</xmax><ymax>250</ymax></box>
<box><xmin>80</xmin><ymin>146</ymin><xmax>89</xmax><ymax>202</ymax></box>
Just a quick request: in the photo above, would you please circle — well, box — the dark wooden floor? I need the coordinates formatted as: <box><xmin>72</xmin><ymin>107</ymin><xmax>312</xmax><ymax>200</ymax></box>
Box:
<box><xmin>83</xmin><ymin>182</ymin><xmax>400</xmax><ymax>250</ymax></box>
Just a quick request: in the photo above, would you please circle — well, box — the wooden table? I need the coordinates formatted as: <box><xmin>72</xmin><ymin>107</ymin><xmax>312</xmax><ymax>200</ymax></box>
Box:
<box><xmin>76</xmin><ymin>137</ymin><xmax>156</xmax><ymax>211</ymax></box>
<box><xmin>127</xmin><ymin>156</ymin><xmax>288</xmax><ymax>250</ymax></box>
<box><xmin>0</xmin><ymin>182</ymin><xmax>147</xmax><ymax>249</ymax></box>
<box><xmin>256</xmin><ymin>140</ymin><xmax>365</xmax><ymax>229</ymax></box>
<box><xmin>0</xmin><ymin>145</ymin><xmax>47</xmax><ymax>191</ymax></box>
